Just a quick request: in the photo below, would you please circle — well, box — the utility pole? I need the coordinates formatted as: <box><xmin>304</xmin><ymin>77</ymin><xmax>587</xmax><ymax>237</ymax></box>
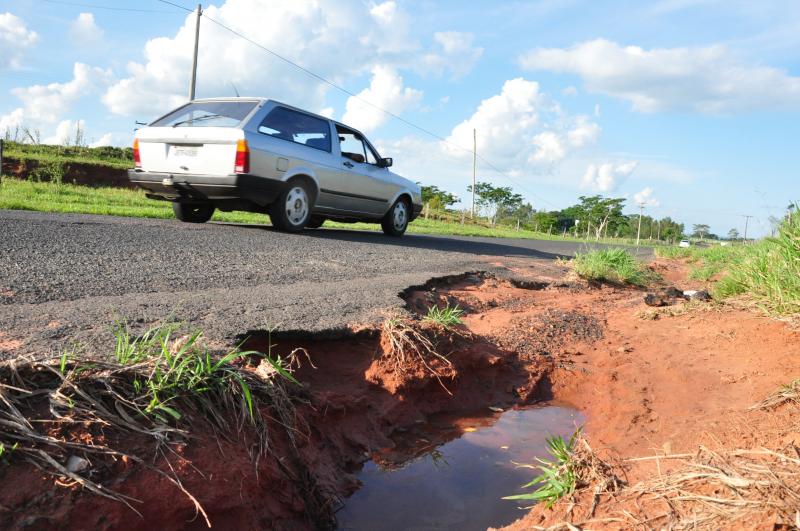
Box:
<box><xmin>742</xmin><ymin>214</ymin><xmax>753</xmax><ymax>243</ymax></box>
<box><xmin>189</xmin><ymin>4</ymin><xmax>202</xmax><ymax>101</ymax></box>
<box><xmin>636</xmin><ymin>203</ymin><xmax>645</xmax><ymax>247</ymax></box>
<box><xmin>471</xmin><ymin>128</ymin><xmax>476</xmax><ymax>219</ymax></box>
<box><xmin>0</xmin><ymin>139</ymin><xmax>4</xmax><ymax>185</ymax></box>
<box><xmin>657</xmin><ymin>220</ymin><xmax>661</xmax><ymax>241</ymax></box>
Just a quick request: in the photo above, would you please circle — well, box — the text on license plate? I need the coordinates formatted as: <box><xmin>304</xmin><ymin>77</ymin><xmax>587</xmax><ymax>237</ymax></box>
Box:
<box><xmin>172</xmin><ymin>146</ymin><xmax>198</xmax><ymax>157</ymax></box>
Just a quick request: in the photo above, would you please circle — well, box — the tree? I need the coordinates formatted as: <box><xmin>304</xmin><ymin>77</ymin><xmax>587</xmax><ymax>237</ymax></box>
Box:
<box><xmin>531</xmin><ymin>211</ymin><xmax>558</xmax><ymax>233</ymax></box>
<box><xmin>420</xmin><ymin>185</ymin><xmax>457</xmax><ymax>210</ymax></box>
<box><xmin>692</xmin><ymin>224</ymin><xmax>711</xmax><ymax>241</ymax></box>
<box><xmin>727</xmin><ymin>228</ymin><xmax>740</xmax><ymax>240</ymax></box>
<box><xmin>467</xmin><ymin>182</ymin><xmax>523</xmax><ymax>225</ymax></box>
<box><xmin>563</xmin><ymin>196</ymin><xmax>627</xmax><ymax>240</ymax></box>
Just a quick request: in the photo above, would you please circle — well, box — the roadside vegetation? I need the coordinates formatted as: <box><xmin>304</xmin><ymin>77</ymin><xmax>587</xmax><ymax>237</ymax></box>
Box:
<box><xmin>0</xmin><ymin>178</ymin><xmax>660</xmax><ymax>244</ymax></box>
<box><xmin>0</xmin><ymin>322</ymin><xmax>304</xmax><ymax>524</ymax></box>
<box><xmin>571</xmin><ymin>248</ymin><xmax>657</xmax><ymax>286</ymax></box>
<box><xmin>656</xmin><ymin>216</ymin><xmax>800</xmax><ymax>316</ymax></box>
<box><xmin>422</xmin><ymin>304</ymin><xmax>464</xmax><ymax>328</ymax></box>
<box><xmin>2</xmin><ymin>139</ymin><xmax>132</xmax><ymax>170</ymax></box>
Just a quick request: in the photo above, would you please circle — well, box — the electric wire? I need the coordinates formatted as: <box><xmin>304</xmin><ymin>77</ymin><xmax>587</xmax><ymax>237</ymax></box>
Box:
<box><xmin>155</xmin><ymin>0</ymin><xmax>559</xmax><ymax>208</ymax></box>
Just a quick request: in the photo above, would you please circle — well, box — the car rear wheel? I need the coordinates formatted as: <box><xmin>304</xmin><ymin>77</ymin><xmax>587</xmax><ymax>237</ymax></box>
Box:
<box><xmin>172</xmin><ymin>202</ymin><xmax>215</xmax><ymax>223</ymax></box>
<box><xmin>381</xmin><ymin>198</ymin><xmax>410</xmax><ymax>237</ymax></box>
<box><xmin>270</xmin><ymin>181</ymin><xmax>312</xmax><ymax>232</ymax></box>
<box><xmin>307</xmin><ymin>216</ymin><xmax>325</xmax><ymax>229</ymax></box>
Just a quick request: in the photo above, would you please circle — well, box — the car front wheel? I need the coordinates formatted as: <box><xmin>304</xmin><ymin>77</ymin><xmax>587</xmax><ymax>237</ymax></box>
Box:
<box><xmin>173</xmin><ymin>202</ymin><xmax>215</xmax><ymax>223</ymax></box>
<box><xmin>381</xmin><ymin>198</ymin><xmax>410</xmax><ymax>237</ymax></box>
<box><xmin>270</xmin><ymin>181</ymin><xmax>312</xmax><ymax>232</ymax></box>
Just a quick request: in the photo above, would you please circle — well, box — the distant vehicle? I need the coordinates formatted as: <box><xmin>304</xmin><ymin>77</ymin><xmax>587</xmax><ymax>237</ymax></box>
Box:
<box><xmin>679</xmin><ymin>239</ymin><xmax>691</xmax><ymax>248</ymax></box>
<box><xmin>128</xmin><ymin>98</ymin><xmax>423</xmax><ymax>236</ymax></box>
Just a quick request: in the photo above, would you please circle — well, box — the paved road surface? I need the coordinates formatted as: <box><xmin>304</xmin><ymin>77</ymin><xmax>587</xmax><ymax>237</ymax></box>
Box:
<box><xmin>0</xmin><ymin>211</ymin><xmax>651</xmax><ymax>359</ymax></box>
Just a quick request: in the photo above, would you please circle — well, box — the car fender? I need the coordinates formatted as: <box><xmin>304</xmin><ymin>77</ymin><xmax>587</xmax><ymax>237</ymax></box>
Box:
<box><xmin>279</xmin><ymin>166</ymin><xmax>320</xmax><ymax>197</ymax></box>
<box><xmin>385</xmin><ymin>188</ymin><xmax>420</xmax><ymax>215</ymax></box>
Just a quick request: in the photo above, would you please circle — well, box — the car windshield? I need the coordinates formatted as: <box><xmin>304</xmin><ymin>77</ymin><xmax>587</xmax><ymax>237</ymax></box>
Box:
<box><xmin>151</xmin><ymin>101</ymin><xmax>258</xmax><ymax>128</ymax></box>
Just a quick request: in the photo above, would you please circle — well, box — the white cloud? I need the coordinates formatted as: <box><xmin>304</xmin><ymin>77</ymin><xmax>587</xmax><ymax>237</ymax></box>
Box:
<box><xmin>567</xmin><ymin>115</ymin><xmax>600</xmax><ymax>147</ymax></box>
<box><xmin>445</xmin><ymin>78</ymin><xmax>598</xmax><ymax>171</ymax></box>
<box><xmin>0</xmin><ymin>108</ymin><xmax>24</xmax><ymax>136</ymax></box>
<box><xmin>561</xmin><ymin>85</ymin><xmax>578</xmax><ymax>96</ymax></box>
<box><xmin>12</xmin><ymin>62</ymin><xmax>113</xmax><ymax>123</ymax></box>
<box><xmin>102</xmin><ymin>0</ymin><xmax>482</xmax><ymax>118</ymax></box>
<box><xmin>43</xmin><ymin>119</ymin><xmax>85</xmax><ymax>145</ymax></box>
<box><xmin>519</xmin><ymin>38</ymin><xmax>800</xmax><ymax>113</ymax></box>
<box><xmin>89</xmin><ymin>133</ymin><xmax>114</xmax><ymax>147</ymax></box>
<box><xmin>318</xmin><ymin>107</ymin><xmax>334</xmax><ymax>118</ymax></box>
<box><xmin>422</xmin><ymin>31</ymin><xmax>484</xmax><ymax>78</ymax></box>
<box><xmin>581</xmin><ymin>161</ymin><xmax>638</xmax><ymax>192</ymax></box>
<box><xmin>634</xmin><ymin>186</ymin><xmax>660</xmax><ymax>207</ymax></box>
<box><xmin>342</xmin><ymin>66</ymin><xmax>422</xmax><ymax>132</ymax></box>
<box><xmin>0</xmin><ymin>12</ymin><xmax>38</xmax><ymax>69</ymax></box>
<box><xmin>69</xmin><ymin>13</ymin><xmax>103</xmax><ymax>45</ymax></box>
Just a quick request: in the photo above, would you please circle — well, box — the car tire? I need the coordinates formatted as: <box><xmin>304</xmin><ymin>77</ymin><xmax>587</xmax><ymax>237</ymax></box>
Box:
<box><xmin>269</xmin><ymin>180</ymin><xmax>313</xmax><ymax>232</ymax></box>
<box><xmin>173</xmin><ymin>202</ymin><xmax>215</xmax><ymax>223</ymax></box>
<box><xmin>306</xmin><ymin>216</ymin><xmax>326</xmax><ymax>229</ymax></box>
<box><xmin>381</xmin><ymin>197</ymin><xmax>410</xmax><ymax>237</ymax></box>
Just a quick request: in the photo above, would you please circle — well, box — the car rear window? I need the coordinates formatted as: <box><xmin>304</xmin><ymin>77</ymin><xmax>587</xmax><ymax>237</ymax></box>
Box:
<box><xmin>257</xmin><ymin>106</ymin><xmax>332</xmax><ymax>152</ymax></box>
<box><xmin>151</xmin><ymin>101</ymin><xmax>258</xmax><ymax>128</ymax></box>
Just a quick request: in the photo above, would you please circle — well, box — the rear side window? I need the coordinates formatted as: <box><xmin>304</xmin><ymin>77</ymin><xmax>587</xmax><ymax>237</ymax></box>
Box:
<box><xmin>258</xmin><ymin>107</ymin><xmax>331</xmax><ymax>152</ymax></box>
<box><xmin>151</xmin><ymin>101</ymin><xmax>257</xmax><ymax>128</ymax></box>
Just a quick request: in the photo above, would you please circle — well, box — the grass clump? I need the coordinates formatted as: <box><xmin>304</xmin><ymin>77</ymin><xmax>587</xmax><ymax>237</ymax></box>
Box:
<box><xmin>572</xmin><ymin>249</ymin><xmax>656</xmax><ymax>286</ymax></box>
<box><xmin>0</xmin><ymin>323</ymin><xmax>304</xmax><ymax>524</ymax></box>
<box><xmin>715</xmin><ymin>218</ymin><xmax>800</xmax><ymax>316</ymax></box>
<box><xmin>422</xmin><ymin>304</ymin><xmax>464</xmax><ymax>328</ymax></box>
<box><xmin>504</xmin><ymin>431</ymin><xmax>579</xmax><ymax>508</ymax></box>
<box><xmin>504</xmin><ymin>428</ymin><xmax>624</xmax><ymax>510</ymax></box>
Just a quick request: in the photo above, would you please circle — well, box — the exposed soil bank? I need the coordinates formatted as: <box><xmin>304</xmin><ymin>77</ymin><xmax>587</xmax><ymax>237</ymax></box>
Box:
<box><xmin>3</xmin><ymin>259</ymin><xmax>796</xmax><ymax>530</ymax></box>
<box><xmin>0</xmin><ymin>273</ymin><xmax>584</xmax><ymax>530</ymax></box>
<box><xmin>1</xmin><ymin>159</ymin><xmax>131</xmax><ymax>188</ymax></box>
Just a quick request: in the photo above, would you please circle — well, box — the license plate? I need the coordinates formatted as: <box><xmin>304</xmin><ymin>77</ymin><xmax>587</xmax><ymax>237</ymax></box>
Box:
<box><xmin>172</xmin><ymin>146</ymin><xmax>198</xmax><ymax>157</ymax></box>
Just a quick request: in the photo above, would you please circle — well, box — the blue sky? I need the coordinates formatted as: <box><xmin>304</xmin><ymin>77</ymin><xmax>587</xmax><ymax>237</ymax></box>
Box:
<box><xmin>2</xmin><ymin>0</ymin><xmax>800</xmax><ymax>237</ymax></box>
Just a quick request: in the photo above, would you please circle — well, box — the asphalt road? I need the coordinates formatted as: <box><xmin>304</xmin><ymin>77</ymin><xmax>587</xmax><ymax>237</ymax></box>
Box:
<box><xmin>0</xmin><ymin>210</ymin><xmax>651</xmax><ymax>359</ymax></box>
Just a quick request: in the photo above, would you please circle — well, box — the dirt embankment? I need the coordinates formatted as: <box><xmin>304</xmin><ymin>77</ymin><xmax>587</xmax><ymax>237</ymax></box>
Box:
<box><xmin>2</xmin><ymin>260</ymin><xmax>798</xmax><ymax>530</ymax></box>
<box><xmin>1</xmin><ymin>157</ymin><xmax>132</xmax><ymax>188</ymax></box>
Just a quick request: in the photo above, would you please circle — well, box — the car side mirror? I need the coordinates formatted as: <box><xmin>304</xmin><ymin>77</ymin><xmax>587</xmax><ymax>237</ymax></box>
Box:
<box><xmin>379</xmin><ymin>157</ymin><xmax>393</xmax><ymax>168</ymax></box>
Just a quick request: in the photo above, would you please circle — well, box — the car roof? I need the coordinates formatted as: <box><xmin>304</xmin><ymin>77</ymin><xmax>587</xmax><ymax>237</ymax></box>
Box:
<box><xmin>191</xmin><ymin>97</ymin><xmax>366</xmax><ymax>135</ymax></box>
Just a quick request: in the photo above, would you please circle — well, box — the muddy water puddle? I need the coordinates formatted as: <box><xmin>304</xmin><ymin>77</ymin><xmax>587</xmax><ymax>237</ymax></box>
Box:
<box><xmin>336</xmin><ymin>404</ymin><xmax>583</xmax><ymax>531</ymax></box>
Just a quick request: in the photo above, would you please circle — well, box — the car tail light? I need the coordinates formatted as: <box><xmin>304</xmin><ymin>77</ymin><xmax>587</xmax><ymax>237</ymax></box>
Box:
<box><xmin>133</xmin><ymin>138</ymin><xmax>141</xmax><ymax>169</ymax></box>
<box><xmin>235</xmin><ymin>139</ymin><xmax>249</xmax><ymax>174</ymax></box>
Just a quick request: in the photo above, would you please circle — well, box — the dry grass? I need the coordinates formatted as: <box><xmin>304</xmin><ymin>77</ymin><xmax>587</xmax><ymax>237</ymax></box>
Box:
<box><xmin>637</xmin><ymin>299</ymin><xmax>724</xmax><ymax>320</ymax></box>
<box><xmin>750</xmin><ymin>379</ymin><xmax>800</xmax><ymax>411</ymax></box>
<box><xmin>379</xmin><ymin>314</ymin><xmax>455</xmax><ymax>394</ymax></box>
<box><xmin>623</xmin><ymin>446</ymin><xmax>800</xmax><ymax>529</ymax></box>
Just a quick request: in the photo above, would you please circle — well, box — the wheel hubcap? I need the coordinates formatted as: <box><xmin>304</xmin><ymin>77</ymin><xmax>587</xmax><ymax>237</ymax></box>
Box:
<box><xmin>285</xmin><ymin>186</ymin><xmax>309</xmax><ymax>226</ymax></box>
<box><xmin>393</xmin><ymin>202</ymin><xmax>408</xmax><ymax>231</ymax></box>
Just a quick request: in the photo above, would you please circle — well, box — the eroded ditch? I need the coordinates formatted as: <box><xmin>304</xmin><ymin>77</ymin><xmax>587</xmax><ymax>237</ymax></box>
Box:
<box><xmin>0</xmin><ymin>272</ymin><xmax>612</xmax><ymax>530</ymax></box>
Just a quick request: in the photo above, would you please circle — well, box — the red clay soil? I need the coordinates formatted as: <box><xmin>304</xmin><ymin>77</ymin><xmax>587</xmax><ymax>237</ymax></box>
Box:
<box><xmin>2</xmin><ymin>158</ymin><xmax>132</xmax><ymax>188</ymax></box>
<box><xmin>3</xmin><ymin>259</ymin><xmax>798</xmax><ymax>530</ymax></box>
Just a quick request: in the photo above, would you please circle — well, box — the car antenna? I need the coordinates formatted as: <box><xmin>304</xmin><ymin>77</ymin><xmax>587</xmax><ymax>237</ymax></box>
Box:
<box><xmin>230</xmin><ymin>82</ymin><xmax>240</xmax><ymax>97</ymax></box>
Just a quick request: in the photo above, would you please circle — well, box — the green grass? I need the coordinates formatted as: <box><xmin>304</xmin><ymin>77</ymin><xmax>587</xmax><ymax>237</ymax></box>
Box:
<box><xmin>503</xmin><ymin>430</ymin><xmax>580</xmax><ymax>508</ymax></box>
<box><xmin>572</xmin><ymin>248</ymin><xmax>656</xmax><ymax>286</ymax></box>
<box><xmin>112</xmin><ymin>323</ymin><xmax>295</xmax><ymax>423</ymax></box>
<box><xmin>714</xmin><ymin>218</ymin><xmax>800</xmax><ymax>315</ymax></box>
<box><xmin>0</xmin><ymin>178</ymin><xmax>659</xmax><ymax>244</ymax></box>
<box><xmin>3</xmin><ymin>141</ymin><xmax>132</xmax><ymax>169</ymax></box>
<box><xmin>422</xmin><ymin>304</ymin><xmax>464</xmax><ymax>328</ymax></box>
<box><xmin>655</xmin><ymin>220</ymin><xmax>800</xmax><ymax>316</ymax></box>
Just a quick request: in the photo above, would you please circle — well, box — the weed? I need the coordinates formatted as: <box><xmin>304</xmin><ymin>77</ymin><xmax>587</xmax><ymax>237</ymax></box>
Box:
<box><xmin>750</xmin><ymin>378</ymin><xmax>800</xmax><ymax>410</ymax></box>
<box><xmin>0</xmin><ymin>442</ymin><xmax>19</xmax><ymax>464</ymax></box>
<box><xmin>572</xmin><ymin>249</ymin><xmax>657</xmax><ymax>286</ymax></box>
<box><xmin>422</xmin><ymin>303</ymin><xmax>464</xmax><ymax>328</ymax></box>
<box><xmin>504</xmin><ymin>430</ymin><xmax>580</xmax><ymax>508</ymax></box>
<box><xmin>381</xmin><ymin>314</ymin><xmax>454</xmax><ymax>394</ymax></box>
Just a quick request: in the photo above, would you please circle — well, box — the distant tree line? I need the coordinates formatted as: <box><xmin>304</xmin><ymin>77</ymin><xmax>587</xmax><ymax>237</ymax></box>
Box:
<box><xmin>420</xmin><ymin>182</ymin><xmax>687</xmax><ymax>242</ymax></box>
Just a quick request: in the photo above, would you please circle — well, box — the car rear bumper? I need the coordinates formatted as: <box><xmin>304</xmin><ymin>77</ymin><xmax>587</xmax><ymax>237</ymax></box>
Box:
<box><xmin>127</xmin><ymin>170</ymin><xmax>285</xmax><ymax>206</ymax></box>
<box><xmin>411</xmin><ymin>203</ymin><xmax>423</xmax><ymax>221</ymax></box>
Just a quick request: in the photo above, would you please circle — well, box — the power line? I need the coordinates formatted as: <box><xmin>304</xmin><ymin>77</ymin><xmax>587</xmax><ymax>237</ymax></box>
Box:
<box><xmin>43</xmin><ymin>0</ymin><xmax>182</xmax><ymax>13</ymax></box>
<box><xmin>156</xmin><ymin>0</ymin><xmax>559</xmax><ymax>209</ymax></box>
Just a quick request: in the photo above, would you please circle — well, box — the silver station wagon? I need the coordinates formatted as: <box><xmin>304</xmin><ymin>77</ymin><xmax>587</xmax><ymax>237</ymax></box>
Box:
<box><xmin>128</xmin><ymin>98</ymin><xmax>423</xmax><ymax>236</ymax></box>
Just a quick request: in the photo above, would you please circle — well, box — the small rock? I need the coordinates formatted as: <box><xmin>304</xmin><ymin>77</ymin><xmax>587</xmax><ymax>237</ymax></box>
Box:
<box><xmin>664</xmin><ymin>286</ymin><xmax>684</xmax><ymax>298</ymax></box>
<box><xmin>66</xmin><ymin>455</ymin><xmax>89</xmax><ymax>473</ymax></box>
<box><xmin>644</xmin><ymin>293</ymin><xmax>667</xmax><ymax>307</ymax></box>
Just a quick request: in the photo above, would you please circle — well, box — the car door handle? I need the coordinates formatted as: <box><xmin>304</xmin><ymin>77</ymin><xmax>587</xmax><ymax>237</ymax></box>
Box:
<box><xmin>343</xmin><ymin>161</ymin><xmax>354</xmax><ymax>168</ymax></box>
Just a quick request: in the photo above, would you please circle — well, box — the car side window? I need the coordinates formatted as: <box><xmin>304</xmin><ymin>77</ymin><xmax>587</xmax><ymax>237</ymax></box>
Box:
<box><xmin>258</xmin><ymin>107</ymin><xmax>331</xmax><ymax>152</ymax></box>
<box><xmin>337</xmin><ymin>130</ymin><xmax>367</xmax><ymax>164</ymax></box>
